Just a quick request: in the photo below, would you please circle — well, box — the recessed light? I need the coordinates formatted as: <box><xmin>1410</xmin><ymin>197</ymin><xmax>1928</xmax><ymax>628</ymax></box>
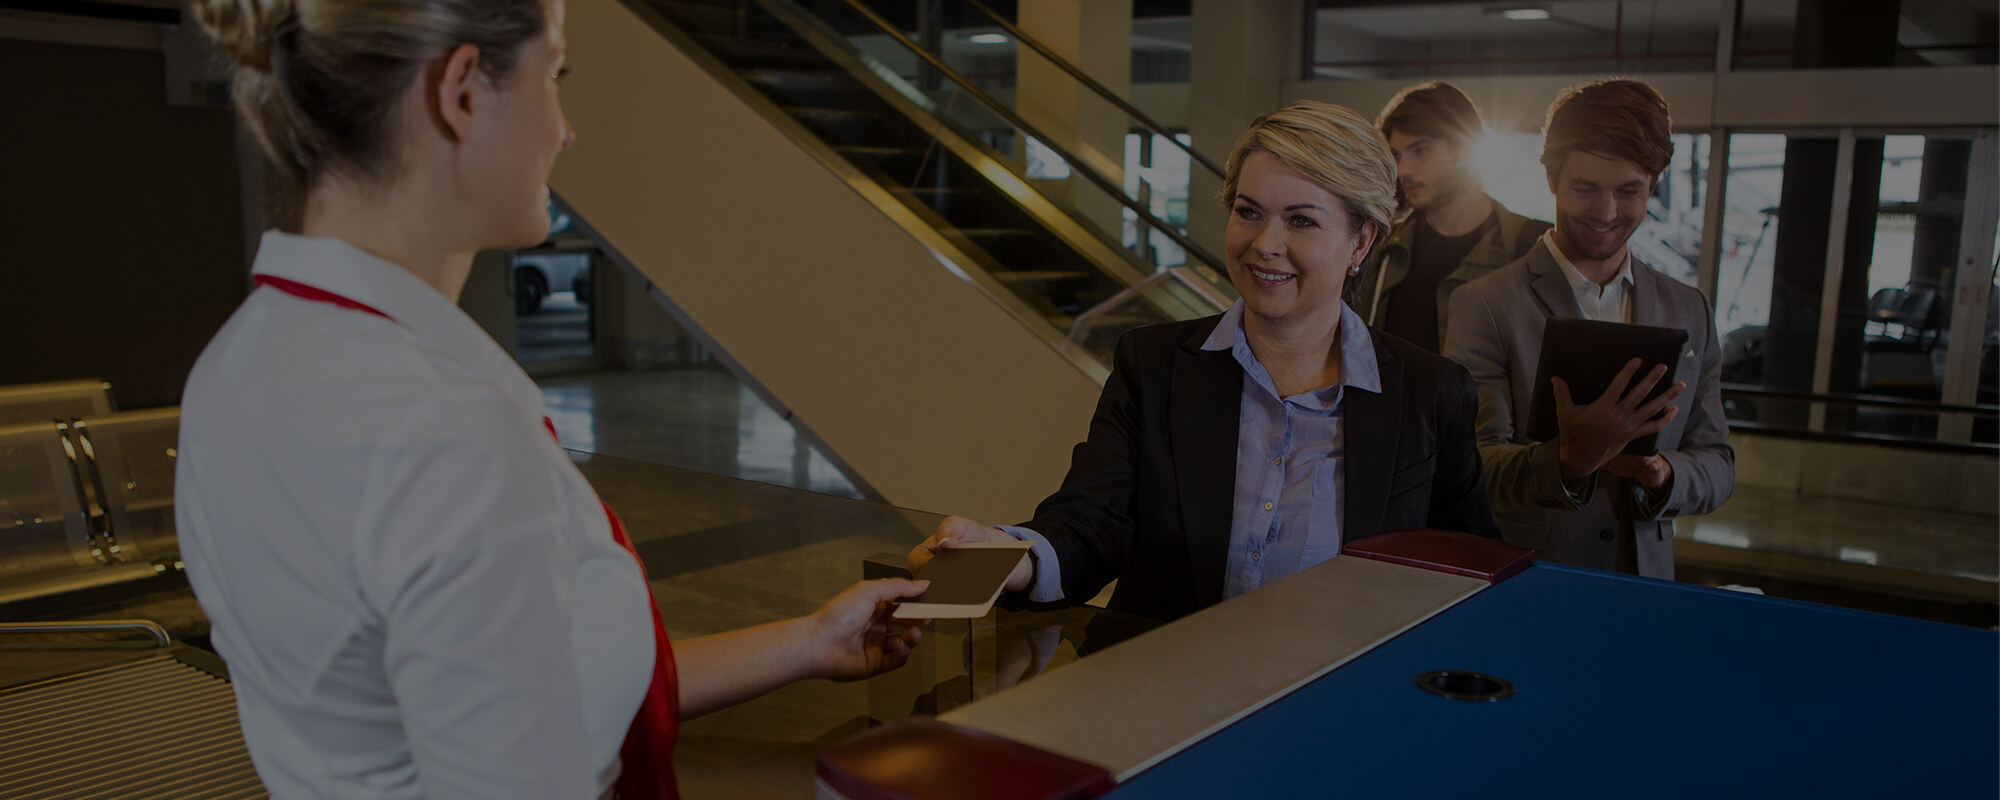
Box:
<box><xmin>1487</xmin><ymin>6</ymin><xmax>1552</xmax><ymax>20</ymax></box>
<box><xmin>968</xmin><ymin>33</ymin><xmax>1010</xmax><ymax>44</ymax></box>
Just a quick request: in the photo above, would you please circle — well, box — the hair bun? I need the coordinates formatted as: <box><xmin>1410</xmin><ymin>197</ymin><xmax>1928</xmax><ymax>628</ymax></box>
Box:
<box><xmin>192</xmin><ymin>0</ymin><xmax>292</xmax><ymax>71</ymax></box>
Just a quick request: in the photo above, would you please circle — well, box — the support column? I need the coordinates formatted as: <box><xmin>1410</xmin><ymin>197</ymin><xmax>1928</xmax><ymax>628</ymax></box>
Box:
<box><xmin>1016</xmin><ymin>0</ymin><xmax>1131</xmax><ymax>241</ymax></box>
<box><xmin>1936</xmin><ymin>131</ymin><xmax>1998</xmax><ymax>444</ymax></box>
<box><xmin>1759</xmin><ymin>0</ymin><xmax>1899</xmax><ymax>429</ymax></box>
<box><xmin>1187</xmin><ymin>0</ymin><xmax>1299</xmax><ymax>261</ymax></box>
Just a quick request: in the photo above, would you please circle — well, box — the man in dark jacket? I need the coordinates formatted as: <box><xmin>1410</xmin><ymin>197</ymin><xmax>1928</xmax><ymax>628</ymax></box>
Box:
<box><xmin>1355</xmin><ymin>82</ymin><xmax>1551</xmax><ymax>352</ymax></box>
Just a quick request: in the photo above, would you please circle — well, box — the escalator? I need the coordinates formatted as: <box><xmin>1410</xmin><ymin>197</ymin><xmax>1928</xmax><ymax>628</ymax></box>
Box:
<box><xmin>553</xmin><ymin>0</ymin><xmax>1233</xmax><ymax>520</ymax></box>
<box><xmin>655</xmin><ymin>0</ymin><xmax>1225</xmax><ymax>330</ymax></box>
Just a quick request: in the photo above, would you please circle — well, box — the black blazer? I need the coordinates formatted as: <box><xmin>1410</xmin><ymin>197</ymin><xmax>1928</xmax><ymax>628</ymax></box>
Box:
<box><xmin>1025</xmin><ymin>315</ymin><xmax>1500</xmax><ymax>623</ymax></box>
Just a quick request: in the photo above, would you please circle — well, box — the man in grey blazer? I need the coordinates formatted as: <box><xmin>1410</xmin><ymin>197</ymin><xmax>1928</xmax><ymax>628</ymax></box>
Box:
<box><xmin>1443</xmin><ymin>79</ymin><xmax>1734</xmax><ymax>579</ymax></box>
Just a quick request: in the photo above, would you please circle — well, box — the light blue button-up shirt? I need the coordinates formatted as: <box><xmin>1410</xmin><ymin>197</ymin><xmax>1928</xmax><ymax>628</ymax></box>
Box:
<box><xmin>1005</xmin><ymin>300</ymin><xmax>1381</xmax><ymax>603</ymax></box>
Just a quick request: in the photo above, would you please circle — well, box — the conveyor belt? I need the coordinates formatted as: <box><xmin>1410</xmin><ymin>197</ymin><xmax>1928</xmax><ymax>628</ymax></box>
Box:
<box><xmin>0</xmin><ymin>653</ymin><xmax>266</xmax><ymax>799</ymax></box>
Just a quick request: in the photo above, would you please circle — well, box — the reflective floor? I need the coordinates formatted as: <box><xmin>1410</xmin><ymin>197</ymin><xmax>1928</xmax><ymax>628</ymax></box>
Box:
<box><xmin>516</xmin><ymin>291</ymin><xmax>597</xmax><ymax>363</ymax></box>
<box><xmin>1681</xmin><ymin>484</ymin><xmax>1997</xmax><ymax>583</ymax></box>
<box><xmin>542</xmin><ymin>368</ymin><xmax>860</xmax><ymax>499</ymax></box>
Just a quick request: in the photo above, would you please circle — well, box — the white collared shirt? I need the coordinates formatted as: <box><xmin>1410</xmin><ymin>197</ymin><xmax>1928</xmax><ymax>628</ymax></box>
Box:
<box><xmin>1541</xmin><ymin>231</ymin><xmax>1635</xmax><ymax>323</ymax></box>
<box><xmin>175</xmin><ymin>232</ymin><xmax>652</xmax><ymax>799</ymax></box>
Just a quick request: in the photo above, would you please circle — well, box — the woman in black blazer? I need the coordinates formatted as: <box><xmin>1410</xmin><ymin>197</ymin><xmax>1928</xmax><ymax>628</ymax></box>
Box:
<box><xmin>910</xmin><ymin>101</ymin><xmax>1499</xmax><ymax>624</ymax></box>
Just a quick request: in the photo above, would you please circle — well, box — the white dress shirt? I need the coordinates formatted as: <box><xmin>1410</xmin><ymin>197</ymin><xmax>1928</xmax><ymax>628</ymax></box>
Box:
<box><xmin>1542</xmin><ymin>231</ymin><xmax>1635</xmax><ymax>323</ymax></box>
<box><xmin>175</xmin><ymin>232</ymin><xmax>652</xmax><ymax>799</ymax></box>
<box><xmin>1539</xmin><ymin>232</ymin><xmax>1656</xmax><ymax>507</ymax></box>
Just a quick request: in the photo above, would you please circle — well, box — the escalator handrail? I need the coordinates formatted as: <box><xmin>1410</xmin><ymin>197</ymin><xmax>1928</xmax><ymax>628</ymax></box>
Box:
<box><xmin>1719</xmin><ymin>383</ymin><xmax>1999</xmax><ymax>416</ymax></box>
<box><xmin>956</xmin><ymin>0</ymin><xmax>1225</xmax><ymax>180</ymax></box>
<box><xmin>819</xmin><ymin>0</ymin><xmax>1228</xmax><ymax>277</ymax></box>
<box><xmin>1064</xmin><ymin>266</ymin><xmax>1233</xmax><ymax>354</ymax></box>
<box><xmin>0</xmin><ymin>620</ymin><xmax>172</xmax><ymax>648</ymax></box>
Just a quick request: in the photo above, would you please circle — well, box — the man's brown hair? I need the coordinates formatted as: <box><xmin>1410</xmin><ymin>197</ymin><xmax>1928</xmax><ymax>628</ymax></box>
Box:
<box><xmin>1376</xmin><ymin>81</ymin><xmax>1484</xmax><ymax>149</ymax></box>
<box><xmin>1539</xmin><ymin>79</ymin><xmax>1673</xmax><ymax>184</ymax></box>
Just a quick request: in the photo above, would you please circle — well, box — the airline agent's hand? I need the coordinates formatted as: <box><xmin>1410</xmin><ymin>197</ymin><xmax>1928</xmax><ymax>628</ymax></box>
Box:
<box><xmin>908</xmin><ymin>516</ymin><xmax>1034</xmax><ymax>593</ymax></box>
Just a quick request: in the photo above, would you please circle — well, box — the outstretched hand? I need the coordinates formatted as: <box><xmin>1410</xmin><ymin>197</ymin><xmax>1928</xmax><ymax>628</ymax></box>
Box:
<box><xmin>908</xmin><ymin>516</ymin><xmax>1034</xmax><ymax>593</ymax></box>
<box><xmin>807</xmin><ymin>578</ymin><xmax>929</xmax><ymax>682</ymax></box>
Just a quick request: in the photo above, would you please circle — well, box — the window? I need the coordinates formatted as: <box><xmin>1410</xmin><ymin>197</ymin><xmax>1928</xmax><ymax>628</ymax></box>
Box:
<box><xmin>1121</xmin><ymin>131</ymin><xmax>1193</xmax><ymax>269</ymax></box>
<box><xmin>1712</xmin><ymin>129</ymin><xmax>1998</xmax><ymax>444</ymax></box>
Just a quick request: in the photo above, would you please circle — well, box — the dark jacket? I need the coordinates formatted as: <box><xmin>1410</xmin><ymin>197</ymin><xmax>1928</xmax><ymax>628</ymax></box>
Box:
<box><xmin>1355</xmin><ymin>197</ymin><xmax>1552</xmax><ymax>346</ymax></box>
<box><xmin>1022</xmin><ymin>316</ymin><xmax>1501</xmax><ymax>623</ymax></box>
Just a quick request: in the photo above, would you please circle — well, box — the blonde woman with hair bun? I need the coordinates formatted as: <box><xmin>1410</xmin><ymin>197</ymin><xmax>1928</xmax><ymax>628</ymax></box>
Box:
<box><xmin>173</xmin><ymin>2</ymin><xmax>930</xmax><ymax>798</ymax></box>
<box><xmin>910</xmin><ymin>100</ymin><xmax>1500</xmax><ymax>626</ymax></box>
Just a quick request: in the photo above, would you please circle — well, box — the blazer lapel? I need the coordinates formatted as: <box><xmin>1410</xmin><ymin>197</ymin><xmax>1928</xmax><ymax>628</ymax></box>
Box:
<box><xmin>1342</xmin><ymin>335</ymin><xmax>1401</xmax><ymax>540</ymax></box>
<box><xmin>1629</xmin><ymin>260</ymin><xmax>1669</xmax><ymax>329</ymax></box>
<box><xmin>1171</xmin><ymin>325</ymin><xmax>1243</xmax><ymax>609</ymax></box>
<box><xmin>1627</xmin><ymin>259</ymin><xmax>1691</xmax><ymax>450</ymax></box>
<box><xmin>1526</xmin><ymin>241</ymin><xmax>1585</xmax><ymax>320</ymax></box>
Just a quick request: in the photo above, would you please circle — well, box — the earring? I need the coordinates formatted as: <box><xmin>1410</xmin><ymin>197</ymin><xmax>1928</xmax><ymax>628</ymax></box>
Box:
<box><xmin>1347</xmin><ymin>262</ymin><xmax>1363</xmax><ymax>278</ymax></box>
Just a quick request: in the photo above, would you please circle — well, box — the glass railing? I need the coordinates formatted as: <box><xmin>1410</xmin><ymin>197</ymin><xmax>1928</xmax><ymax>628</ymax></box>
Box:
<box><xmin>1064</xmin><ymin>267</ymin><xmax>1230</xmax><ymax>365</ymax></box>
<box><xmin>808</xmin><ymin>0</ymin><xmax>1223</xmax><ymax>272</ymax></box>
<box><xmin>783</xmin><ymin>0</ymin><xmax>1224</xmax><ymax>275</ymax></box>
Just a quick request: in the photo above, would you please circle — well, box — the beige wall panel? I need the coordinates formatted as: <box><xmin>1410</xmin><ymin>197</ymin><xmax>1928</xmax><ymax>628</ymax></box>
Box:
<box><xmin>1713</xmin><ymin>67</ymin><xmax>1998</xmax><ymax>128</ymax></box>
<box><xmin>552</xmin><ymin>0</ymin><xmax>1102</xmax><ymax>522</ymax></box>
<box><xmin>1281</xmin><ymin>67</ymin><xmax>1998</xmax><ymax>133</ymax></box>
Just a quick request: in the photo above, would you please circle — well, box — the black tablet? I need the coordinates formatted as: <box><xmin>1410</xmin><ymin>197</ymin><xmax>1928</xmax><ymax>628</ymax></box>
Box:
<box><xmin>1524</xmin><ymin>317</ymin><xmax>1689</xmax><ymax>456</ymax></box>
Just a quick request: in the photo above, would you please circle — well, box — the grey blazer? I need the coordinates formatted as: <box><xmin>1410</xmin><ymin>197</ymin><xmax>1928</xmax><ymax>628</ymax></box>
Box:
<box><xmin>1442</xmin><ymin>241</ymin><xmax>1734</xmax><ymax>579</ymax></box>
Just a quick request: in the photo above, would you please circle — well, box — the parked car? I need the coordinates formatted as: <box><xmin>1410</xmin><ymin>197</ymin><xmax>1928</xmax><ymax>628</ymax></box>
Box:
<box><xmin>513</xmin><ymin>251</ymin><xmax>591</xmax><ymax>316</ymax></box>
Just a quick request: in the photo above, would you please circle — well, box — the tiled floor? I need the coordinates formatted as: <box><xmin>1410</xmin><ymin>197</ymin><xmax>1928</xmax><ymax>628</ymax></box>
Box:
<box><xmin>1681</xmin><ymin>485</ymin><xmax>1997</xmax><ymax>583</ymax></box>
<box><xmin>541</xmin><ymin>368</ymin><xmax>860</xmax><ymax>498</ymax></box>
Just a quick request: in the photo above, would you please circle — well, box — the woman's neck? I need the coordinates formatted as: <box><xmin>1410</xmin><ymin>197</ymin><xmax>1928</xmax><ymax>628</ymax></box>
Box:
<box><xmin>1242</xmin><ymin>306</ymin><xmax>1344</xmax><ymax>397</ymax></box>
<box><xmin>300</xmin><ymin>177</ymin><xmax>476</xmax><ymax>303</ymax></box>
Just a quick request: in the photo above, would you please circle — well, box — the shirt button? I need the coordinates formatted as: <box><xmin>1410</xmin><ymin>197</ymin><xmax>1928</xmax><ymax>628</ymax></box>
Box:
<box><xmin>1599</xmin><ymin>529</ymin><xmax>1615</xmax><ymax>542</ymax></box>
<box><xmin>1264</xmin><ymin>502</ymin><xmax>1274</xmax><ymax>511</ymax></box>
<box><xmin>1251</xmin><ymin>552</ymin><xmax>1262</xmax><ymax>561</ymax></box>
<box><xmin>1273</xmin><ymin>457</ymin><xmax>1282</xmax><ymax>465</ymax></box>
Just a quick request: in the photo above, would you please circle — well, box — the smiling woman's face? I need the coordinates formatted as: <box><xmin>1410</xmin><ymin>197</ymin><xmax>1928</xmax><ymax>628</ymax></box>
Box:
<box><xmin>1224</xmin><ymin>151</ymin><xmax>1373</xmax><ymax>328</ymax></box>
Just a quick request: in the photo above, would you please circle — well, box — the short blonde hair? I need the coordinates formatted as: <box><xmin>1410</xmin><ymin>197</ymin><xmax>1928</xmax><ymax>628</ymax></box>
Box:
<box><xmin>1221</xmin><ymin>100</ymin><xmax>1398</xmax><ymax>240</ymax></box>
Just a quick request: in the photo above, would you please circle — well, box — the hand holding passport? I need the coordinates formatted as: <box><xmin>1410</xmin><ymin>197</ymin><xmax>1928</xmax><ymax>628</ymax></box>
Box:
<box><xmin>894</xmin><ymin>540</ymin><xmax>1033</xmax><ymax>620</ymax></box>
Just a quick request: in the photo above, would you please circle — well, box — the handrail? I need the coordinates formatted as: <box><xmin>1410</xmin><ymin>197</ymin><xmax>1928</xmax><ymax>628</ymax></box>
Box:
<box><xmin>0</xmin><ymin>620</ymin><xmax>172</xmax><ymax>648</ymax></box>
<box><xmin>956</xmin><ymin>0</ymin><xmax>1224</xmax><ymax>179</ymax></box>
<box><xmin>1724</xmin><ymin>420</ymin><xmax>1998</xmax><ymax>456</ymax></box>
<box><xmin>1720</xmin><ymin>383</ymin><xmax>1998</xmax><ymax>416</ymax></box>
<box><xmin>826</xmin><ymin>0</ymin><xmax>1227</xmax><ymax>275</ymax></box>
<box><xmin>1063</xmin><ymin>265</ymin><xmax>1232</xmax><ymax>354</ymax></box>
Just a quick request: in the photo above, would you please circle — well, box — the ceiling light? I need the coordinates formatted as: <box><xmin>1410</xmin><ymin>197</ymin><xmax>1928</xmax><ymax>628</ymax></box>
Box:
<box><xmin>968</xmin><ymin>33</ymin><xmax>1010</xmax><ymax>44</ymax></box>
<box><xmin>1487</xmin><ymin>6</ymin><xmax>1552</xmax><ymax>20</ymax></box>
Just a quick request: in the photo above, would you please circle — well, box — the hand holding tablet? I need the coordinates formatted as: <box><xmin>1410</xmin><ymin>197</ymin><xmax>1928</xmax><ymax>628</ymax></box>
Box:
<box><xmin>1526</xmin><ymin>317</ymin><xmax>1689</xmax><ymax>457</ymax></box>
<box><xmin>1525</xmin><ymin>318</ymin><xmax>1690</xmax><ymax>481</ymax></box>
